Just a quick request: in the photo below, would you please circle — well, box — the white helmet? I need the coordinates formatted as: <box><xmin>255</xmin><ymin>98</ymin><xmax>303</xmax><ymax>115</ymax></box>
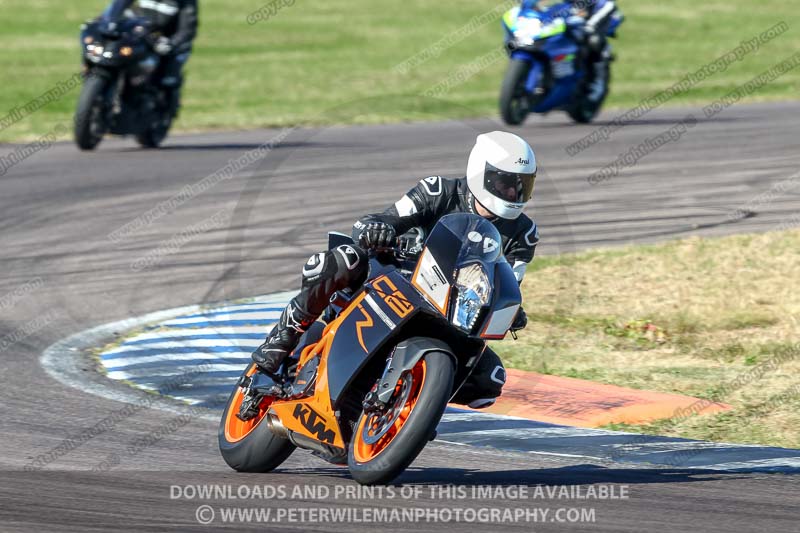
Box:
<box><xmin>466</xmin><ymin>131</ymin><xmax>537</xmax><ymax>219</ymax></box>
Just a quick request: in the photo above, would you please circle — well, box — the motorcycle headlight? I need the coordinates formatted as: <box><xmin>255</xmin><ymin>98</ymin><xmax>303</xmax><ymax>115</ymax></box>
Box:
<box><xmin>451</xmin><ymin>263</ymin><xmax>491</xmax><ymax>333</ymax></box>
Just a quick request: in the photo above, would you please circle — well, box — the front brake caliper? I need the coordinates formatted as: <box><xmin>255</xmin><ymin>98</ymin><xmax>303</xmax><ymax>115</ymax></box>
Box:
<box><xmin>361</xmin><ymin>383</ymin><xmax>386</xmax><ymax>415</ymax></box>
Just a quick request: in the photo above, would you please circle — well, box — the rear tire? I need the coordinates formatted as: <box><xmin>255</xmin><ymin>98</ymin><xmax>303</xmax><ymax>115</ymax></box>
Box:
<box><xmin>348</xmin><ymin>351</ymin><xmax>455</xmax><ymax>485</ymax></box>
<box><xmin>74</xmin><ymin>74</ymin><xmax>109</xmax><ymax>151</ymax></box>
<box><xmin>499</xmin><ymin>58</ymin><xmax>532</xmax><ymax>126</ymax></box>
<box><xmin>568</xmin><ymin>62</ymin><xmax>610</xmax><ymax>124</ymax></box>
<box><xmin>135</xmin><ymin>115</ymin><xmax>171</xmax><ymax>148</ymax></box>
<box><xmin>218</xmin><ymin>363</ymin><xmax>296</xmax><ymax>472</ymax></box>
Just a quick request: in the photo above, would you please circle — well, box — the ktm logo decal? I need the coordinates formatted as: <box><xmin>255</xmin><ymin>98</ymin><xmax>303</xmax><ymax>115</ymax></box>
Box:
<box><xmin>292</xmin><ymin>404</ymin><xmax>335</xmax><ymax>444</ymax></box>
<box><xmin>355</xmin><ymin>304</ymin><xmax>373</xmax><ymax>352</ymax></box>
<box><xmin>373</xmin><ymin>277</ymin><xmax>414</xmax><ymax>318</ymax></box>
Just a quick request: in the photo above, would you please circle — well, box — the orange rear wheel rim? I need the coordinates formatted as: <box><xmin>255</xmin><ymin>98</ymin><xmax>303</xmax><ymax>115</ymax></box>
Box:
<box><xmin>224</xmin><ymin>365</ymin><xmax>272</xmax><ymax>443</ymax></box>
<box><xmin>353</xmin><ymin>359</ymin><xmax>426</xmax><ymax>463</ymax></box>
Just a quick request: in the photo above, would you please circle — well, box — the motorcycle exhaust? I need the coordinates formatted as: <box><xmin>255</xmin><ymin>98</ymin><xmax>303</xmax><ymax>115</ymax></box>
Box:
<box><xmin>265</xmin><ymin>411</ymin><xmax>289</xmax><ymax>438</ymax></box>
<box><xmin>267</xmin><ymin>410</ymin><xmax>346</xmax><ymax>460</ymax></box>
<box><xmin>286</xmin><ymin>430</ymin><xmax>347</xmax><ymax>464</ymax></box>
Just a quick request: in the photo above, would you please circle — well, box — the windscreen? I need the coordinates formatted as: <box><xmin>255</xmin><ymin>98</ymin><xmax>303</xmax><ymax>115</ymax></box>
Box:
<box><xmin>427</xmin><ymin>213</ymin><xmax>504</xmax><ymax>269</ymax></box>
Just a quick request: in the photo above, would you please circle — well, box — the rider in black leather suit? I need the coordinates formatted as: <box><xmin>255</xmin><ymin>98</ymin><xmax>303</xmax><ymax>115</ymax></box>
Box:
<box><xmin>253</xmin><ymin>131</ymin><xmax>540</xmax><ymax>409</ymax></box>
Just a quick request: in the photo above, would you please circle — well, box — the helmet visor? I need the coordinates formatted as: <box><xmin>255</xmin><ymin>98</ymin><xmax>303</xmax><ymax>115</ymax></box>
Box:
<box><xmin>483</xmin><ymin>162</ymin><xmax>536</xmax><ymax>203</ymax></box>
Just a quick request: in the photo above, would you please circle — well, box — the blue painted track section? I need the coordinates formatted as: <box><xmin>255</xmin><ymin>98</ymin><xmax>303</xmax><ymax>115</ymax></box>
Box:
<box><xmin>97</xmin><ymin>297</ymin><xmax>800</xmax><ymax>474</ymax></box>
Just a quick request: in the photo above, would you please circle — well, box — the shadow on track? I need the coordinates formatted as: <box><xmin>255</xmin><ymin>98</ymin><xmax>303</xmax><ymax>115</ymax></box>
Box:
<box><xmin>532</xmin><ymin>116</ymin><xmax>741</xmax><ymax>129</ymax></box>
<box><xmin>120</xmin><ymin>141</ymin><xmax>325</xmax><ymax>152</ymax></box>
<box><xmin>305</xmin><ymin>464</ymin><xmax>761</xmax><ymax>486</ymax></box>
<box><xmin>392</xmin><ymin>464</ymin><xmax>758</xmax><ymax>486</ymax></box>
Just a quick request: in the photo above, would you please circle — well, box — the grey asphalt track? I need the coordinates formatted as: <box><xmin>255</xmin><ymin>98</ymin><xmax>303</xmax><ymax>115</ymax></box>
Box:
<box><xmin>1</xmin><ymin>102</ymin><xmax>799</xmax><ymax>532</ymax></box>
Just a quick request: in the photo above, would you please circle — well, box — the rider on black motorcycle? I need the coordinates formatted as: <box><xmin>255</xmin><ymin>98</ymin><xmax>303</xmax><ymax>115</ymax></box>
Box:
<box><xmin>100</xmin><ymin>0</ymin><xmax>198</xmax><ymax>118</ymax></box>
<box><xmin>252</xmin><ymin>131</ymin><xmax>540</xmax><ymax>409</ymax></box>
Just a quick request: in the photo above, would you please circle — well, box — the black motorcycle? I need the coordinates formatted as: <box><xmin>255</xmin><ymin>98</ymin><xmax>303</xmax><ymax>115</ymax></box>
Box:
<box><xmin>75</xmin><ymin>18</ymin><xmax>173</xmax><ymax>150</ymax></box>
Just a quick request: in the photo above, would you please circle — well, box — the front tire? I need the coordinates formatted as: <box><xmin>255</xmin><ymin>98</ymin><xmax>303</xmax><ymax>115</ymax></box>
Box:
<box><xmin>74</xmin><ymin>74</ymin><xmax>109</xmax><ymax>151</ymax></box>
<box><xmin>499</xmin><ymin>58</ymin><xmax>532</xmax><ymax>126</ymax></box>
<box><xmin>218</xmin><ymin>363</ymin><xmax>296</xmax><ymax>472</ymax></box>
<box><xmin>348</xmin><ymin>351</ymin><xmax>455</xmax><ymax>485</ymax></box>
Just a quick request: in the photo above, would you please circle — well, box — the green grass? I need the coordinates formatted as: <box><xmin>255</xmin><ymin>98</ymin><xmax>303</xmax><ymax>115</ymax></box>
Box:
<box><xmin>1</xmin><ymin>0</ymin><xmax>799</xmax><ymax>141</ymax></box>
<box><xmin>492</xmin><ymin>229</ymin><xmax>800</xmax><ymax>448</ymax></box>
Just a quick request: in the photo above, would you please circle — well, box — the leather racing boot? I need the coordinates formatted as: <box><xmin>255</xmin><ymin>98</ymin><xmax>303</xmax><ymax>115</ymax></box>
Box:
<box><xmin>251</xmin><ymin>301</ymin><xmax>316</xmax><ymax>375</ymax></box>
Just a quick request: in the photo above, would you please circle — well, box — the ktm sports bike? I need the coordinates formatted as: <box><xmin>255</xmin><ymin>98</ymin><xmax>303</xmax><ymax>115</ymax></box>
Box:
<box><xmin>219</xmin><ymin>213</ymin><xmax>522</xmax><ymax>485</ymax></box>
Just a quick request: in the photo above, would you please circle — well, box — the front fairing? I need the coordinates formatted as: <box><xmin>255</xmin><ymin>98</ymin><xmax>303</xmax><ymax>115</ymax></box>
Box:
<box><xmin>80</xmin><ymin>18</ymin><xmax>152</xmax><ymax>69</ymax></box>
<box><xmin>502</xmin><ymin>4</ymin><xmax>568</xmax><ymax>48</ymax></box>
<box><xmin>411</xmin><ymin>213</ymin><xmax>522</xmax><ymax>339</ymax></box>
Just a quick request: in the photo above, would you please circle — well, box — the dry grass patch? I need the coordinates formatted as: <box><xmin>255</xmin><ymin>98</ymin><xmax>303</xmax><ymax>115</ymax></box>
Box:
<box><xmin>493</xmin><ymin>229</ymin><xmax>800</xmax><ymax>448</ymax></box>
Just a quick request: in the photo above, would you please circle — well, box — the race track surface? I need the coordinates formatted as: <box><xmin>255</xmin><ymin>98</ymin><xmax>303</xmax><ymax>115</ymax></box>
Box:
<box><xmin>2</xmin><ymin>102</ymin><xmax>799</xmax><ymax>531</ymax></box>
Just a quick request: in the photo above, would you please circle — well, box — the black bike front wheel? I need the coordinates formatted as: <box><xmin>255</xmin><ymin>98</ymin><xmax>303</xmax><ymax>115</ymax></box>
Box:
<box><xmin>74</xmin><ymin>74</ymin><xmax>109</xmax><ymax>151</ymax></box>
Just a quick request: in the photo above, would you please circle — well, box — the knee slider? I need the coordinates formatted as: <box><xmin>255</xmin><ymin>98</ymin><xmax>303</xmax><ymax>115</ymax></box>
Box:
<box><xmin>332</xmin><ymin>244</ymin><xmax>368</xmax><ymax>289</ymax></box>
<box><xmin>301</xmin><ymin>252</ymin><xmax>332</xmax><ymax>287</ymax></box>
<box><xmin>488</xmin><ymin>365</ymin><xmax>506</xmax><ymax>396</ymax></box>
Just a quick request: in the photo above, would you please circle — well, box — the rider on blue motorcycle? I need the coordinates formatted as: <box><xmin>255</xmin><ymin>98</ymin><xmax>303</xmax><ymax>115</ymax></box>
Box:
<box><xmin>523</xmin><ymin>0</ymin><xmax>620</xmax><ymax>102</ymax></box>
<box><xmin>252</xmin><ymin>132</ymin><xmax>540</xmax><ymax>410</ymax></box>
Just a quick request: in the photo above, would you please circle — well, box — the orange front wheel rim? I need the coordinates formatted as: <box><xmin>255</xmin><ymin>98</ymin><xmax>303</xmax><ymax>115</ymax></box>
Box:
<box><xmin>353</xmin><ymin>359</ymin><xmax>426</xmax><ymax>463</ymax></box>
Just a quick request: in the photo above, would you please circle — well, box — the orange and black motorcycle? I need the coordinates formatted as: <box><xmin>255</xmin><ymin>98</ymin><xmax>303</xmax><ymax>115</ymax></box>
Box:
<box><xmin>219</xmin><ymin>213</ymin><xmax>522</xmax><ymax>485</ymax></box>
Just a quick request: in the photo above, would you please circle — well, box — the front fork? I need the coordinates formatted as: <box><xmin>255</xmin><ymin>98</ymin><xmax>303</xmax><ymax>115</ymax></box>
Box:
<box><xmin>84</xmin><ymin>66</ymin><xmax>118</xmax><ymax>120</ymax></box>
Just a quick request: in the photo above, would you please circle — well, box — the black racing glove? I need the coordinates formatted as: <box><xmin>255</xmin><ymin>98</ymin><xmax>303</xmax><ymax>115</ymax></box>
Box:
<box><xmin>358</xmin><ymin>222</ymin><xmax>397</xmax><ymax>251</ymax></box>
<box><xmin>510</xmin><ymin>307</ymin><xmax>528</xmax><ymax>332</ymax></box>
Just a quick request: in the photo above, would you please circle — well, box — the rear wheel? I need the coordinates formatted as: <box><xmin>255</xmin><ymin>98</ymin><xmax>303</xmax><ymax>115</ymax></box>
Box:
<box><xmin>348</xmin><ymin>351</ymin><xmax>454</xmax><ymax>485</ymax></box>
<box><xmin>136</xmin><ymin>113</ymin><xmax>171</xmax><ymax>148</ymax></box>
<box><xmin>499</xmin><ymin>58</ymin><xmax>532</xmax><ymax>126</ymax></box>
<box><xmin>218</xmin><ymin>363</ymin><xmax>296</xmax><ymax>472</ymax></box>
<box><xmin>74</xmin><ymin>74</ymin><xmax>109</xmax><ymax>151</ymax></box>
<box><xmin>568</xmin><ymin>62</ymin><xmax>610</xmax><ymax>124</ymax></box>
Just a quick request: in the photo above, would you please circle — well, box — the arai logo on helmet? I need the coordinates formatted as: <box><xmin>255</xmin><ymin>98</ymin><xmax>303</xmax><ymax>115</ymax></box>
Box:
<box><xmin>468</xmin><ymin>231</ymin><xmax>499</xmax><ymax>254</ymax></box>
<box><xmin>515</xmin><ymin>157</ymin><xmax>530</xmax><ymax>165</ymax></box>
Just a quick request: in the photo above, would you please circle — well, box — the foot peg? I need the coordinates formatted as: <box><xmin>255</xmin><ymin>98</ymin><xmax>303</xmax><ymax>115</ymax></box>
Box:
<box><xmin>236</xmin><ymin>372</ymin><xmax>290</xmax><ymax>421</ymax></box>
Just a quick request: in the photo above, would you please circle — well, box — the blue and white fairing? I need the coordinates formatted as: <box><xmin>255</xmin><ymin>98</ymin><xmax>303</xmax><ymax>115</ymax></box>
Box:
<box><xmin>500</xmin><ymin>1</ymin><xmax>622</xmax><ymax>113</ymax></box>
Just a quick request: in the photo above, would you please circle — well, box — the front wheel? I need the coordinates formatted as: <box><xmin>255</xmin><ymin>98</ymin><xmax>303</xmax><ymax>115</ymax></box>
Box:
<box><xmin>74</xmin><ymin>74</ymin><xmax>110</xmax><ymax>151</ymax></box>
<box><xmin>218</xmin><ymin>363</ymin><xmax>296</xmax><ymax>472</ymax></box>
<box><xmin>348</xmin><ymin>350</ymin><xmax>455</xmax><ymax>485</ymax></box>
<box><xmin>499</xmin><ymin>58</ymin><xmax>533</xmax><ymax>126</ymax></box>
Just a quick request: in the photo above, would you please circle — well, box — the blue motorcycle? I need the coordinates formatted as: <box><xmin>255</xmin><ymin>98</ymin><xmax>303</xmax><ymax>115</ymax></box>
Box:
<box><xmin>499</xmin><ymin>1</ymin><xmax>623</xmax><ymax>125</ymax></box>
